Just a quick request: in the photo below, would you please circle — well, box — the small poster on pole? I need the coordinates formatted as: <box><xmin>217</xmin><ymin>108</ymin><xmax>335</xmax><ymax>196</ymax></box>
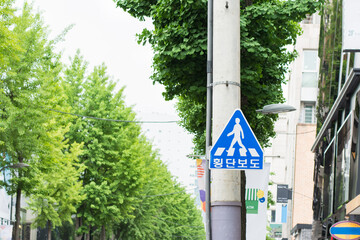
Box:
<box><xmin>245</xmin><ymin>163</ymin><xmax>271</xmax><ymax>240</ymax></box>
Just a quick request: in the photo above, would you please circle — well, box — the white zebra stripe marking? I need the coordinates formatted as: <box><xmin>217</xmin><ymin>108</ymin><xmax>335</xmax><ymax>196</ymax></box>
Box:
<box><xmin>248</xmin><ymin>148</ymin><xmax>259</xmax><ymax>157</ymax></box>
<box><xmin>214</xmin><ymin>147</ymin><xmax>225</xmax><ymax>156</ymax></box>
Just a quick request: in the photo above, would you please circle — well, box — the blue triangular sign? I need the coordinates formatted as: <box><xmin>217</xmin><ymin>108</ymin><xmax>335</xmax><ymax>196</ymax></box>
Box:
<box><xmin>210</xmin><ymin>109</ymin><xmax>263</xmax><ymax>170</ymax></box>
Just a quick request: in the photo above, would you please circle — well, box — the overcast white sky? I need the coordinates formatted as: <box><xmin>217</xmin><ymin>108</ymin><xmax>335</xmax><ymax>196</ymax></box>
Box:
<box><xmin>29</xmin><ymin>0</ymin><xmax>177</xmax><ymax>120</ymax></box>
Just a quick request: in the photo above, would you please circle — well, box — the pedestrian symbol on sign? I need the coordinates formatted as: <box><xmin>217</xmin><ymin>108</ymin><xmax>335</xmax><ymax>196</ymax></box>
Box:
<box><xmin>210</xmin><ymin>109</ymin><xmax>263</xmax><ymax>170</ymax></box>
<box><xmin>227</xmin><ymin>118</ymin><xmax>246</xmax><ymax>156</ymax></box>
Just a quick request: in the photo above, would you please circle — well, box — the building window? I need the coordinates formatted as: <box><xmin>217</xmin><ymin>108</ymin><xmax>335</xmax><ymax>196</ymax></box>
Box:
<box><xmin>334</xmin><ymin>113</ymin><xmax>352</xmax><ymax>209</ymax></box>
<box><xmin>304</xmin><ymin>105</ymin><xmax>314</xmax><ymax>123</ymax></box>
<box><xmin>302</xmin><ymin>50</ymin><xmax>318</xmax><ymax>88</ymax></box>
<box><xmin>271</xmin><ymin>210</ymin><xmax>276</xmax><ymax>222</ymax></box>
<box><xmin>300</xmin><ymin>103</ymin><xmax>315</xmax><ymax>124</ymax></box>
<box><xmin>302</xmin><ymin>72</ymin><xmax>318</xmax><ymax>87</ymax></box>
<box><xmin>323</xmin><ymin>140</ymin><xmax>334</xmax><ymax>219</ymax></box>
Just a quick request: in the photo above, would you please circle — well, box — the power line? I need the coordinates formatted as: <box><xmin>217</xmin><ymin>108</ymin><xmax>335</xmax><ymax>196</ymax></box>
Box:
<box><xmin>293</xmin><ymin>191</ymin><xmax>313</xmax><ymax>200</ymax></box>
<box><xmin>271</xmin><ymin>181</ymin><xmax>313</xmax><ymax>200</ymax></box>
<box><xmin>46</xmin><ymin>108</ymin><xmax>179</xmax><ymax>124</ymax></box>
<box><xmin>276</xmin><ymin>129</ymin><xmax>316</xmax><ymax>135</ymax></box>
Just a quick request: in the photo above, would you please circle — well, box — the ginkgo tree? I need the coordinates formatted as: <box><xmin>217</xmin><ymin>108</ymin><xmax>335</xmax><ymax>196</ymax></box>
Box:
<box><xmin>27</xmin><ymin>131</ymin><xmax>85</xmax><ymax>240</ymax></box>
<box><xmin>62</xmin><ymin>52</ymin><xmax>205</xmax><ymax>240</ymax></box>
<box><xmin>115</xmin><ymin>137</ymin><xmax>205</xmax><ymax>240</ymax></box>
<box><xmin>62</xmin><ymin>53</ymin><xmax>145</xmax><ymax>240</ymax></box>
<box><xmin>1</xmin><ymin>2</ymin><xmax>206</xmax><ymax>239</ymax></box>
<box><xmin>0</xmin><ymin>2</ymin><xmax>83</xmax><ymax>239</ymax></box>
<box><xmin>0</xmin><ymin>0</ymin><xmax>21</xmax><ymax>72</ymax></box>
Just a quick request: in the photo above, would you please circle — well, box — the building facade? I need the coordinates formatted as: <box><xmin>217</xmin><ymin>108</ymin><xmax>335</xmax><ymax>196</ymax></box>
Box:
<box><xmin>312</xmin><ymin>60</ymin><xmax>360</xmax><ymax>239</ymax></box>
<box><xmin>266</xmin><ymin>13</ymin><xmax>321</xmax><ymax>240</ymax></box>
<box><xmin>312</xmin><ymin>0</ymin><xmax>360</xmax><ymax>239</ymax></box>
<box><xmin>0</xmin><ymin>163</ymin><xmax>12</xmax><ymax>238</ymax></box>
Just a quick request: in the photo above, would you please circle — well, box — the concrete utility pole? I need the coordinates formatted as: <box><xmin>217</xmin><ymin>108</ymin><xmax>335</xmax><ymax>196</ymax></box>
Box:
<box><xmin>211</xmin><ymin>0</ymin><xmax>241</xmax><ymax>239</ymax></box>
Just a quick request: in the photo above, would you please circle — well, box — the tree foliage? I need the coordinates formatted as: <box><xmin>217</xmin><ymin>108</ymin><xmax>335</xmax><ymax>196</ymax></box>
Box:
<box><xmin>0</xmin><ymin>0</ymin><xmax>21</xmax><ymax>72</ymax></box>
<box><xmin>27</xmin><ymin>139</ymin><xmax>85</xmax><ymax>230</ymax></box>
<box><xmin>63</xmin><ymin>53</ymin><xmax>203</xmax><ymax>239</ymax></box>
<box><xmin>0</xmin><ymin>2</ymin><xmax>84</xmax><ymax>238</ymax></box>
<box><xmin>115</xmin><ymin>137</ymin><xmax>205</xmax><ymax>240</ymax></box>
<box><xmin>62</xmin><ymin>53</ymin><xmax>144</xmax><ymax>238</ymax></box>
<box><xmin>0</xmin><ymin>2</ymin><xmax>205</xmax><ymax>238</ymax></box>
<box><xmin>62</xmin><ymin>53</ymin><xmax>204</xmax><ymax>239</ymax></box>
<box><xmin>0</xmin><ymin>1</ymin><xmax>67</xmax><ymax>197</ymax></box>
<box><xmin>115</xmin><ymin>0</ymin><xmax>323</xmax><ymax>153</ymax></box>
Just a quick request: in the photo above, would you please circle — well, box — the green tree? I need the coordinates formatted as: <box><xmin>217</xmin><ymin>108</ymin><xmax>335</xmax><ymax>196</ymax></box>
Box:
<box><xmin>115</xmin><ymin>137</ymin><xmax>205</xmax><ymax>240</ymax></box>
<box><xmin>27</xmin><ymin>137</ymin><xmax>84</xmax><ymax>240</ymax></box>
<box><xmin>0</xmin><ymin>0</ymin><xmax>21</xmax><ymax>72</ymax></box>
<box><xmin>0</xmin><ymin>2</ymin><xmax>77</xmax><ymax>239</ymax></box>
<box><xmin>63</xmin><ymin>53</ymin><xmax>145</xmax><ymax>240</ymax></box>
<box><xmin>63</xmin><ymin>52</ymin><xmax>205</xmax><ymax>240</ymax></box>
<box><xmin>115</xmin><ymin>0</ymin><xmax>322</xmax><ymax>153</ymax></box>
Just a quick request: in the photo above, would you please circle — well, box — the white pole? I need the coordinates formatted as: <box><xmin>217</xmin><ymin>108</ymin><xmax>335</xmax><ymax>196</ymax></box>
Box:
<box><xmin>337</xmin><ymin>51</ymin><xmax>344</xmax><ymax>94</ymax></box>
<box><xmin>354</xmin><ymin>52</ymin><xmax>360</xmax><ymax>68</ymax></box>
<box><xmin>211</xmin><ymin>0</ymin><xmax>241</xmax><ymax>239</ymax></box>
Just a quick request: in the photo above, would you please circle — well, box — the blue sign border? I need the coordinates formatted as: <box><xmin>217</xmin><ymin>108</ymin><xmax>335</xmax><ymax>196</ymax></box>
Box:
<box><xmin>210</xmin><ymin>109</ymin><xmax>263</xmax><ymax>170</ymax></box>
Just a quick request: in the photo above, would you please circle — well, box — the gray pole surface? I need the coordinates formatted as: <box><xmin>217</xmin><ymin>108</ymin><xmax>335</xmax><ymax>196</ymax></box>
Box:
<box><xmin>211</xmin><ymin>0</ymin><xmax>241</xmax><ymax>239</ymax></box>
